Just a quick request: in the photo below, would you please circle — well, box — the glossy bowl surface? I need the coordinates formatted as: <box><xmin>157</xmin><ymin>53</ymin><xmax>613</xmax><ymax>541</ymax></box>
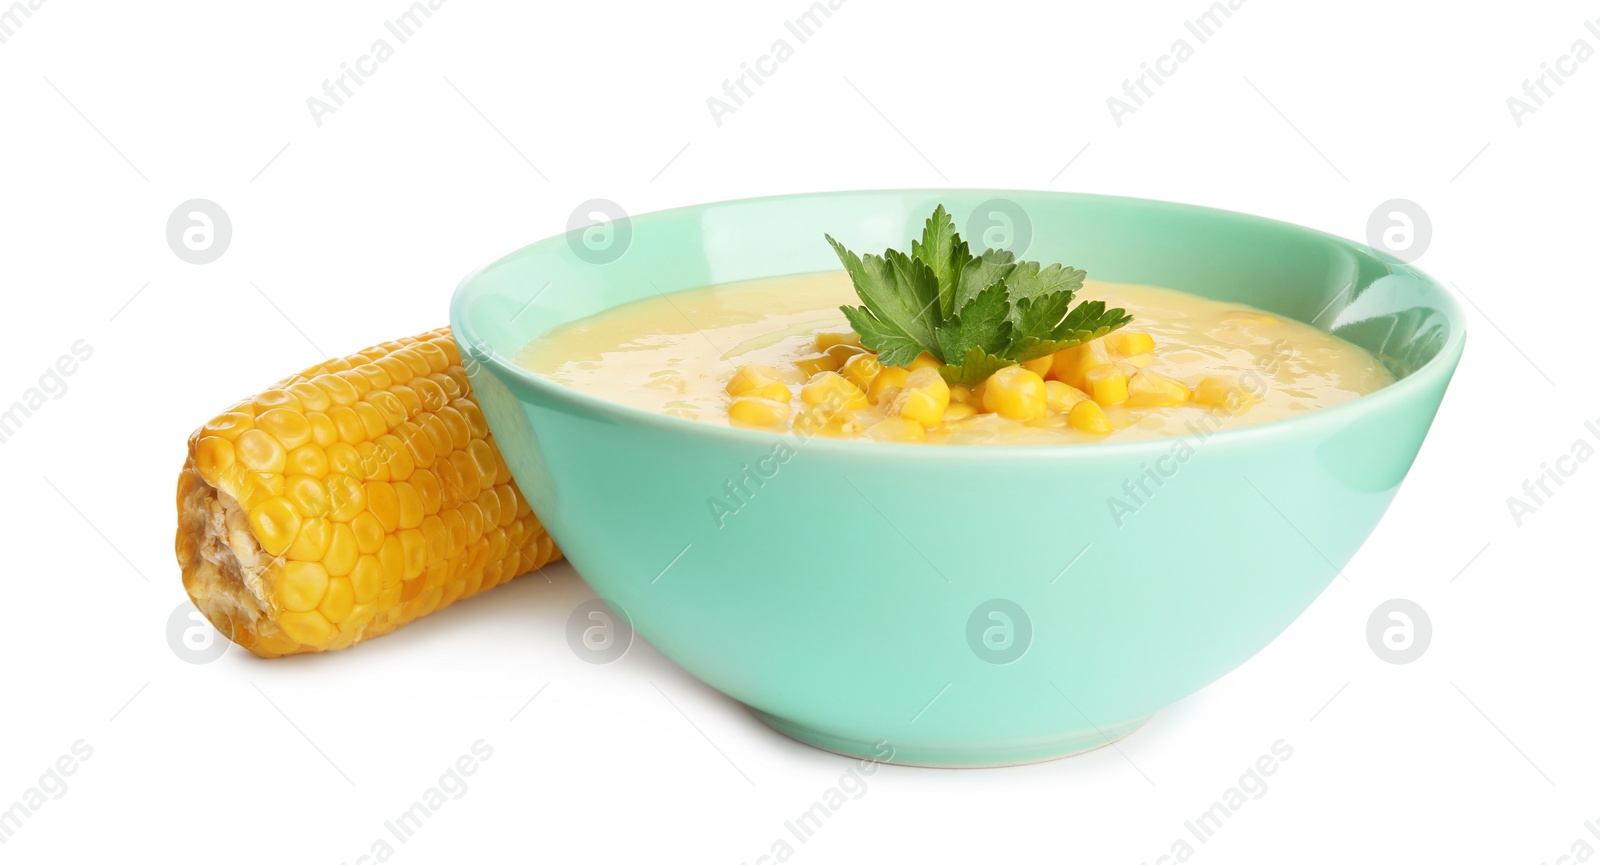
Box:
<box><xmin>451</xmin><ymin>190</ymin><xmax>1465</xmax><ymax>766</ymax></box>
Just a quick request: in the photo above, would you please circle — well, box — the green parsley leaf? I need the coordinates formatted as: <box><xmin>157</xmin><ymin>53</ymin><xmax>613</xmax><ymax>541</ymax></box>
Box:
<box><xmin>829</xmin><ymin>206</ymin><xmax>1132</xmax><ymax>385</ymax></box>
<box><xmin>1003</xmin><ymin>260</ymin><xmax>1087</xmax><ymax>301</ymax></box>
<box><xmin>827</xmin><ymin>236</ymin><xmax>942</xmax><ymax>368</ymax></box>
<box><xmin>936</xmin><ymin>282</ymin><xmax>1012</xmax><ymax>366</ymax></box>
<box><xmin>910</xmin><ymin>205</ymin><xmax>972</xmax><ymax>318</ymax></box>
<box><xmin>1008</xmin><ymin>290</ymin><xmax>1075</xmax><ymax>356</ymax></box>
<box><xmin>840</xmin><ymin>305</ymin><xmax>927</xmax><ymax>368</ymax></box>
<box><xmin>952</xmin><ymin>248</ymin><xmax>1016</xmax><ymax>311</ymax></box>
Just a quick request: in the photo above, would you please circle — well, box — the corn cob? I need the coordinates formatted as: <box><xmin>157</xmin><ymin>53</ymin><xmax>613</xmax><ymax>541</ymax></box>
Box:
<box><xmin>175</xmin><ymin>326</ymin><xmax>559</xmax><ymax>657</ymax></box>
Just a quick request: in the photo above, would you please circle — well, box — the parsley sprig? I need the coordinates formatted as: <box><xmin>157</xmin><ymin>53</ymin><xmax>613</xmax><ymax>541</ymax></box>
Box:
<box><xmin>826</xmin><ymin>205</ymin><xmax>1132</xmax><ymax>386</ymax></box>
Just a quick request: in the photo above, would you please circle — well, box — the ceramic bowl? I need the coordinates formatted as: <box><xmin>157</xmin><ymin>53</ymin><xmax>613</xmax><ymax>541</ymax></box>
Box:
<box><xmin>450</xmin><ymin>190</ymin><xmax>1465</xmax><ymax>767</ymax></box>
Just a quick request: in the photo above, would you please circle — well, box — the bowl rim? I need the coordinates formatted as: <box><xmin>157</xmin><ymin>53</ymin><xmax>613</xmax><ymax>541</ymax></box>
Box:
<box><xmin>450</xmin><ymin>188</ymin><xmax>1467</xmax><ymax>460</ymax></box>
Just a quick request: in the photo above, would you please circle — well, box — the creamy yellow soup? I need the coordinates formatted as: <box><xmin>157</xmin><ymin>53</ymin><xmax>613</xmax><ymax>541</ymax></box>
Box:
<box><xmin>519</xmin><ymin>272</ymin><xmax>1393</xmax><ymax>445</ymax></box>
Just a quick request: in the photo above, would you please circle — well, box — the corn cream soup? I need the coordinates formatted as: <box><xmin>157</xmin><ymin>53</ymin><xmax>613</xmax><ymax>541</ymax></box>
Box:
<box><xmin>519</xmin><ymin>272</ymin><xmax>1393</xmax><ymax>445</ymax></box>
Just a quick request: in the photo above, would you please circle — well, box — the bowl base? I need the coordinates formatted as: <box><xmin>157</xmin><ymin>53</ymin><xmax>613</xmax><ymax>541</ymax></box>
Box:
<box><xmin>747</xmin><ymin>708</ymin><xmax>1153</xmax><ymax>768</ymax></box>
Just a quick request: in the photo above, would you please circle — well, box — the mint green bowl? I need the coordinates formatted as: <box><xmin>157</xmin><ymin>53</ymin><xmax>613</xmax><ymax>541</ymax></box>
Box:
<box><xmin>450</xmin><ymin>190</ymin><xmax>1465</xmax><ymax>767</ymax></box>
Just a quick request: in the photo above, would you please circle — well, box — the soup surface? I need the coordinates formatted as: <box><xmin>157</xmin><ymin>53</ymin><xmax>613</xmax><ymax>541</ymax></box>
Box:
<box><xmin>519</xmin><ymin>272</ymin><xmax>1393</xmax><ymax>445</ymax></box>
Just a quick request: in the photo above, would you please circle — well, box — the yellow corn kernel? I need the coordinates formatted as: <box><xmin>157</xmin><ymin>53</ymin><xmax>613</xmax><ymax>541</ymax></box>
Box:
<box><xmin>728</xmin><ymin>396</ymin><xmax>792</xmax><ymax>427</ymax></box>
<box><xmin>942</xmin><ymin>403</ymin><xmax>978</xmax><ymax>423</ymax></box>
<box><xmin>277</xmin><ymin>610</ymin><xmax>336</xmax><ymax>646</ymax></box>
<box><xmin>175</xmin><ymin>327</ymin><xmax>561</xmax><ymax>658</ymax></box>
<box><xmin>287</xmin><ymin>517</ymin><xmax>332</xmax><ymax>562</ymax></box>
<box><xmin>907</xmin><ymin>352</ymin><xmax>942</xmax><ymax>372</ymax></box>
<box><xmin>326</xmin><ymin>473</ymin><xmax>367</xmax><ymax>522</ymax></box>
<box><xmin>1193</xmin><ymin>376</ymin><xmax>1245</xmax><ymax>408</ymax></box>
<box><xmin>203</xmin><ymin>412</ymin><xmax>254</xmax><ymax>441</ymax></box>
<box><xmin>814</xmin><ymin>330</ymin><xmax>861</xmax><ymax>351</ymax></box>
<box><xmin>864</xmin><ymin>417</ymin><xmax>927</xmax><ymax>443</ymax></box>
<box><xmin>867</xmin><ymin>366</ymin><xmax>909</xmax><ymax>404</ymax></box>
<box><xmin>742</xmin><ymin>382</ymin><xmax>792</xmax><ymax>403</ymax></box>
<box><xmin>947</xmin><ymin>385</ymin><xmax>974</xmax><ymax>407</ymax></box>
<box><xmin>257</xmin><ymin>408</ymin><xmax>313</xmax><ymax>450</ymax></box>
<box><xmin>318</xmin><ymin>576</ymin><xmax>356</xmax><ymax>623</ymax></box>
<box><xmin>350</xmin><ymin>555</ymin><xmax>383</xmax><ymax>603</ymax></box>
<box><xmin>1020</xmin><ymin>353</ymin><xmax>1054</xmax><ymax>377</ymax></box>
<box><xmin>253</xmin><ymin>388</ymin><xmax>300</xmax><ymax>414</ymax></box>
<box><xmin>248</xmin><ymin>497</ymin><xmax>302</xmax><ymax>558</ymax></box>
<box><xmin>907</xmin><ymin>367</ymin><xmax>948</xmax><ymax>391</ymax></box>
<box><xmin>793</xmin><ymin>403</ymin><xmax>861</xmax><ymax>437</ymax></box>
<box><xmin>285</xmin><ymin>443</ymin><xmax>330</xmax><ymax>478</ymax></box>
<box><xmin>395</xmin><ymin>482</ymin><xmax>423</xmax><ymax>529</ymax></box>
<box><xmin>236</xmin><ymin>428</ymin><xmax>287</xmax><ymax>473</ymax></box>
<box><xmin>324</xmin><ymin>523</ymin><xmax>359</xmax><ymax>577</ymax></box>
<box><xmin>284</xmin><ymin>474</ymin><xmax>328</xmax><ymax>518</ymax></box>
<box><xmin>351</xmin><ymin>511</ymin><xmax>384</xmax><ymax>555</ymax></box>
<box><xmin>894</xmin><ymin>389</ymin><xmax>946</xmax><ymax>428</ymax></box>
<box><xmin>1050</xmin><ymin>339</ymin><xmax>1113</xmax><ymax>389</ymax></box>
<box><xmin>1045</xmin><ymin>380</ymin><xmax>1090</xmax><ymax>413</ymax></box>
<box><xmin>982</xmin><ymin>366</ymin><xmax>1048</xmax><ymax>420</ymax></box>
<box><xmin>793</xmin><ymin>352</ymin><xmax>839</xmax><ymax>378</ymax></box>
<box><xmin>840</xmin><ymin>353</ymin><xmax>882</xmax><ymax>392</ymax></box>
<box><xmin>726</xmin><ymin>363</ymin><xmax>785</xmax><ymax>397</ymax></box>
<box><xmin>193</xmin><ymin>437</ymin><xmax>236</xmax><ymax>487</ymax></box>
<box><xmin>1068</xmin><ymin>399</ymin><xmax>1112</xmax><ymax>434</ymax></box>
<box><xmin>1108</xmin><ymin>330</ymin><xmax>1155</xmax><ymax>357</ymax></box>
<box><xmin>275</xmin><ymin>561</ymin><xmax>329</xmax><ymax>612</ymax></box>
<box><xmin>890</xmin><ymin>368</ymin><xmax>951</xmax><ymax>428</ymax></box>
<box><xmin>823</xmin><ymin>343</ymin><xmax>869</xmax><ymax>366</ymax></box>
<box><xmin>1196</xmin><ymin>375</ymin><xmax>1228</xmax><ymax>406</ymax></box>
<box><xmin>800</xmin><ymin>371</ymin><xmax>869</xmax><ymax>410</ymax></box>
<box><xmin>1130</xmin><ymin>370</ymin><xmax>1189</xmax><ymax>401</ymax></box>
<box><xmin>1084</xmin><ymin>365</ymin><xmax>1129</xmax><ymax>406</ymax></box>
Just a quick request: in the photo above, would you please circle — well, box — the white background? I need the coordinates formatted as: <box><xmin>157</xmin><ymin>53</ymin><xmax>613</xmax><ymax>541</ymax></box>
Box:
<box><xmin>0</xmin><ymin>0</ymin><xmax>1595</xmax><ymax>862</ymax></box>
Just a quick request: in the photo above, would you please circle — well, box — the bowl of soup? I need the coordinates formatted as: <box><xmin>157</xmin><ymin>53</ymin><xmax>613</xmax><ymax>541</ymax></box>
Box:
<box><xmin>450</xmin><ymin>190</ymin><xmax>1465</xmax><ymax>767</ymax></box>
